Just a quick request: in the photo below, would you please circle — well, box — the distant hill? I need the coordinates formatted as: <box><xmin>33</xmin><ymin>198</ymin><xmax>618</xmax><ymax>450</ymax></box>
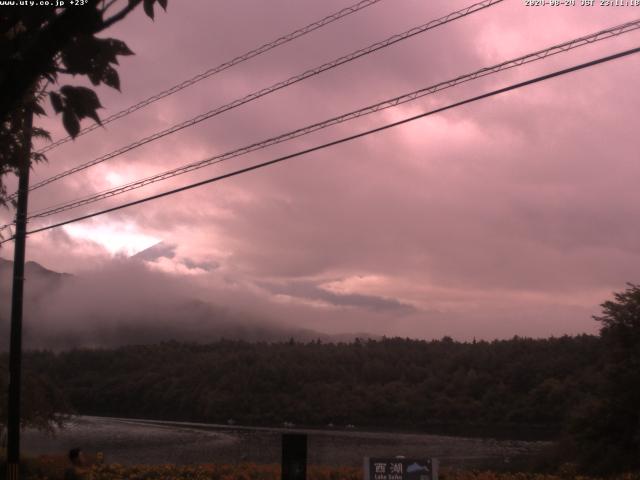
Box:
<box><xmin>0</xmin><ymin>257</ymin><xmax>374</xmax><ymax>350</ymax></box>
<box><xmin>0</xmin><ymin>257</ymin><xmax>72</xmax><ymax>323</ymax></box>
<box><xmin>0</xmin><ymin>256</ymin><xmax>72</xmax><ymax>280</ymax></box>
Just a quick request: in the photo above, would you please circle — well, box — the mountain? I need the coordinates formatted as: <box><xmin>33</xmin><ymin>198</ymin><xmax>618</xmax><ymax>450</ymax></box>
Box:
<box><xmin>0</xmin><ymin>257</ymin><xmax>72</xmax><ymax>280</ymax></box>
<box><xmin>0</xmin><ymin>258</ymin><xmax>372</xmax><ymax>350</ymax></box>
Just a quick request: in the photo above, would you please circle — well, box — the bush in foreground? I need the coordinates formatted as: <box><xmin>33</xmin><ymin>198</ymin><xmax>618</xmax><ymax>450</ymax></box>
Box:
<box><xmin>10</xmin><ymin>456</ymin><xmax>640</xmax><ymax>480</ymax></box>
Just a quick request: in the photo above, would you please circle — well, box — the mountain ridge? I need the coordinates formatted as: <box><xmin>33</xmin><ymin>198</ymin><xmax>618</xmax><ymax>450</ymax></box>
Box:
<box><xmin>0</xmin><ymin>257</ymin><xmax>376</xmax><ymax>350</ymax></box>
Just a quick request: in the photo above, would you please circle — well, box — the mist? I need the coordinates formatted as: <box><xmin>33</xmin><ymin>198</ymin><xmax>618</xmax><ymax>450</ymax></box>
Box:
<box><xmin>1</xmin><ymin>255</ymin><xmax>373</xmax><ymax>351</ymax></box>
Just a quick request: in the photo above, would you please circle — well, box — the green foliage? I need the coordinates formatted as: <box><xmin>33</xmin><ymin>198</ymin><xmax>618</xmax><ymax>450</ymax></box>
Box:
<box><xmin>14</xmin><ymin>336</ymin><xmax>603</xmax><ymax>437</ymax></box>
<box><xmin>568</xmin><ymin>284</ymin><xmax>640</xmax><ymax>473</ymax></box>
<box><xmin>0</xmin><ymin>353</ymin><xmax>71</xmax><ymax>442</ymax></box>
<box><xmin>143</xmin><ymin>0</ymin><xmax>168</xmax><ymax>20</ymax></box>
<box><xmin>0</xmin><ymin>0</ymin><xmax>168</xmax><ymax>208</ymax></box>
<box><xmin>60</xmin><ymin>36</ymin><xmax>134</xmax><ymax>90</ymax></box>
<box><xmin>52</xmin><ymin>86</ymin><xmax>104</xmax><ymax>138</ymax></box>
<box><xmin>597</xmin><ymin>283</ymin><xmax>640</xmax><ymax>347</ymax></box>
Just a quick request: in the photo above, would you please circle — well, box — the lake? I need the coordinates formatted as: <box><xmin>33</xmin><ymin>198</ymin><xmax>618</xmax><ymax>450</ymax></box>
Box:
<box><xmin>22</xmin><ymin>416</ymin><xmax>551</xmax><ymax>468</ymax></box>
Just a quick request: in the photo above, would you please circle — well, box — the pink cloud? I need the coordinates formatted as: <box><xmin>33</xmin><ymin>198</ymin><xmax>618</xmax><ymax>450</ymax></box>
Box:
<box><xmin>2</xmin><ymin>0</ymin><xmax>639</xmax><ymax>342</ymax></box>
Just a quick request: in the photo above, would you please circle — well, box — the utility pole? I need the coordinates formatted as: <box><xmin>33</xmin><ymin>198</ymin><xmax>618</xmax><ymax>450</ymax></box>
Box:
<box><xmin>6</xmin><ymin>104</ymin><xmax>33</xmax><ymax>480</ymax></box>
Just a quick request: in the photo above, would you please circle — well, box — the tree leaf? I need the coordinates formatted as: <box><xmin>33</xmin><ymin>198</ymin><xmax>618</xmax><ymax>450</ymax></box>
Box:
<box><xmin>43</xmin><ymin>71</ymin><xmax>58</xmax><ymax>83</ymax></box>
<box><xmin>60</xmin><ymin>36</ymin><xmax>132</xmax><ymax>89</ymax></box>
<box><xmin>60</xmin><ymin>86</ymin><xmax>103</xmax><ymax>125</ymax></box>
<box><xmin>32</xmin><ymin>102</ymin><xmax>46</xmax><ymax>116</ymax></box>
<box><xmin>157</xmin><ymin>0</ymin><xmax>168</xmax><ymax>10</ymax></box>
<box><xmin>49</xmin><ymin>92</ymin><xmax>64</xmax><ymax>113</ymax></box>
<box><xmin>32</xmin><ymin>127</ymin><xmax>51</xmax><ymax>142</ymax></box>
<box><xmin>107</xmin><ymin>38</ymin><xmax>134</xmax><ymax>56</ymax></box>
<box><xmin>60</xmin><ymin>35</ymin><xmax>93</xmax><ymax>74</ymax></box>
<box><xmin>62</xmin><ymin>110</ymin><xmax>80</xmax><ymax>138</ymax></box>
<box><xmin>60</xmin><ymin>86</ymin><xmax>103</xmax><ymax>110</ymax></box>
<box><xmin>30</xmin><ymin>151</ymin><xmax>48</xmax><ymax>164</ymax></box>
<box><xmin>143</xmin><ymin>0</ymin><xmax>155</xmax><ymax>19</ymax></box>
<box><xmin>87</xmin><ymin>70</ymin><xmax>101</xmax><ymax>86</ymax></box>
<box><xmin>102</xmin><ymin>65</ymin><xmax>121</xmax><ymax>91</ymax></box>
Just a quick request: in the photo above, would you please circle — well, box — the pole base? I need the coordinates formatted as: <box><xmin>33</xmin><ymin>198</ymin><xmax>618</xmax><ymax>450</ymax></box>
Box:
<box><xmin>7</xmin><ymin>462</ymin><xmax>20</xmax><ymax>480</ymax></box>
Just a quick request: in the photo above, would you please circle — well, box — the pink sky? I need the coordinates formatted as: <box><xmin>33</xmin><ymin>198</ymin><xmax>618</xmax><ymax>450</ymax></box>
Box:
<box><xmin>2</xmin><ymin>0</ymin><xmax>640</xmax><ymax>341</ymax></box>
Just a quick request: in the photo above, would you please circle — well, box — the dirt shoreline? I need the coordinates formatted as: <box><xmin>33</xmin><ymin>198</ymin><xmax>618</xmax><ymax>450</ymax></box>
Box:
<box><xmin>21</xmin><ymin>415</ymin><xmax>551</xmax><ymax>468</ymax></box>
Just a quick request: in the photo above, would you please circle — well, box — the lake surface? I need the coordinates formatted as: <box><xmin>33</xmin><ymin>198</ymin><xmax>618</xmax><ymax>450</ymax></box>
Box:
<box><xmin>22</xmin><ymin>416</ymin><xmax>550</xmax><ymax>468</ymax></box>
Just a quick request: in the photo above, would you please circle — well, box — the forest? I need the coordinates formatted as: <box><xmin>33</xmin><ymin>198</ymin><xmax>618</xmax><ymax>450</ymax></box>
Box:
<box><xmin>2</xmin><ymin>283</ymin><xmax>640</xmax><ymax>474</ymax></box>
<box><xmin>8</xmin><ymin>335</ymin><xmax>603</xmax><ymax>435</ymax></box>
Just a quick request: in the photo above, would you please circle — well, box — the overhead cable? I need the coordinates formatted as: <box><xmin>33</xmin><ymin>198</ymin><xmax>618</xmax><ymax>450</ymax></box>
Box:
<box><xmin>36</xmin><ymin>0</ymin><xmax>386</xmax><ymax>154</ymax></box>
<box><xmin>21</xmin><ymin>0</ymin><xmax>504</xmax><ymax>196</ymax></box>
<box><xmin>0</xmin><ymin>45</ymin><xmax>635</xmax><ymax>245</ymax></box>
<box><xmin>24</xmin><ymin>19</ymin><xmax>640</xmax><ymax>220</ymax></box>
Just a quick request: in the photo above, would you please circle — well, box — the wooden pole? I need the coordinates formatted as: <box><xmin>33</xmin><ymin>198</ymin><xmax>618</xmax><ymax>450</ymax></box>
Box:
<box><xmin>282</xmin><ymin>433</ymin><xmax>307</xmax><ymax>480</ymax></box>
<box><xmin>6</xmin><ymin>105</ymin><xmax>33</xmax><ymax>480</ymax></box>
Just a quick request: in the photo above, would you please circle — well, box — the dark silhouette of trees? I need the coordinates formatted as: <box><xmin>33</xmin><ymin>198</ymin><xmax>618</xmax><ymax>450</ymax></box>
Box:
<box><xmin>569</xmin><ymin>283</ymin><xmax>640</xmax><ymax>473</ymax></box>
<box><xmin>9</xmin><ymin>324</ymin><xmax>640</xmax><ymax>473</ymax></box>
<box><xmin>0</xmin><ymin>354</ymin><xmax>70</xmax><ymax>444</ymax></box>
<box><xmin>1</xmin><ymin>0</ymin><xmax>169</xmax><ymax>441</ymax></box>
<box><xmin>14</xmin><ymin>335</ymin><xmax>604</xmax><ymax>439</ymax></box>
<box><xmin>0</xmin><ymin>0</ymin><xmax>168</xmax><ymax>207</ymax></box>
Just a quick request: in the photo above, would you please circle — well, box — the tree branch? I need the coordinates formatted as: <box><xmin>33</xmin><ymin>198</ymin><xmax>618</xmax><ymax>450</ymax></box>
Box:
<box><xmin>101</xmin><ymin>0</ymin><xmax>121</xmax><ymax>14</ymax></box>
<box><xmin>101</xmin><ymin>0</ymin><xmax>143</xmax><ymax>29</ymax></box>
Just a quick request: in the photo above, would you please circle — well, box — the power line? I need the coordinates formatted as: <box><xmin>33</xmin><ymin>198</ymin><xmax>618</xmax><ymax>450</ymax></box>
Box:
<box><xmin>2</xmin><ymin>45</ymin><xmax>636</xmax><ymax>245</ymax></box>
<box><xmin>20</xmin><ymin>0</ymin><xmax>504</xmax><ymax>196</ymax></box>
<box><xmin>0</xmin><ymin>224</ymin><xmax>13</xmax><ymax>238</ymax></box>
<box><xmin>36</xmin><ymin>0</ymin><xmax>386</xmax><ymax>154</ymax></box>
<box><xmin>26</xmin><ymin>0</ymin><xmax>502</xmax><ymax>194</ymax></box>
<box><xmin>23</xmin><ymin>18</ymin><xmax>640</xmax><ymax>221</ymax></box>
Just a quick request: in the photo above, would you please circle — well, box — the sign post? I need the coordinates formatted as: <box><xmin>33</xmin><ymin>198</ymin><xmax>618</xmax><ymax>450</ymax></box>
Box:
<box><xmin>282</xmin><ymin>433</ymin><xmax>307</xmax><ymax>480</ymax></box>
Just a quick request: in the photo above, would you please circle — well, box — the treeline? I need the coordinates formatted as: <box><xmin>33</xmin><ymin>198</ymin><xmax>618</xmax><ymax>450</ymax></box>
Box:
<box><xmin>20</xmin><ymin>335</ymin><xmax>604</xmax><ymax>437</ymax></box>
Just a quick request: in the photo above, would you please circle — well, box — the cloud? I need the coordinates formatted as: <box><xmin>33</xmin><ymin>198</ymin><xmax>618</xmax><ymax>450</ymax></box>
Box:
<box><xmin>2</xmin><ymin>1</ymin><xmax>639</xmax><ymax>343</ymax></box>
<box><xmin>133</xmin><ymin>241</ymin><xmax>177</xmax><ymax>261</ymax></box>
<box><xmin>259</xmin><ymin>279</ymin><xmax>416</xmax><ymax>314</ymax></box>
<box><xmin>182</xmin><ymin>257</ymin><xmax>219</xmax><ymax>272</ymax></box>
<box><xmin>0</xmin><ymin>257</ymin><xmax>303</xmax><ymax>350</ymax></box>
<box><xmin>132</xmin><ymin>241</ymin><xmax>219</xmax><ymax>275</ymax></box>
